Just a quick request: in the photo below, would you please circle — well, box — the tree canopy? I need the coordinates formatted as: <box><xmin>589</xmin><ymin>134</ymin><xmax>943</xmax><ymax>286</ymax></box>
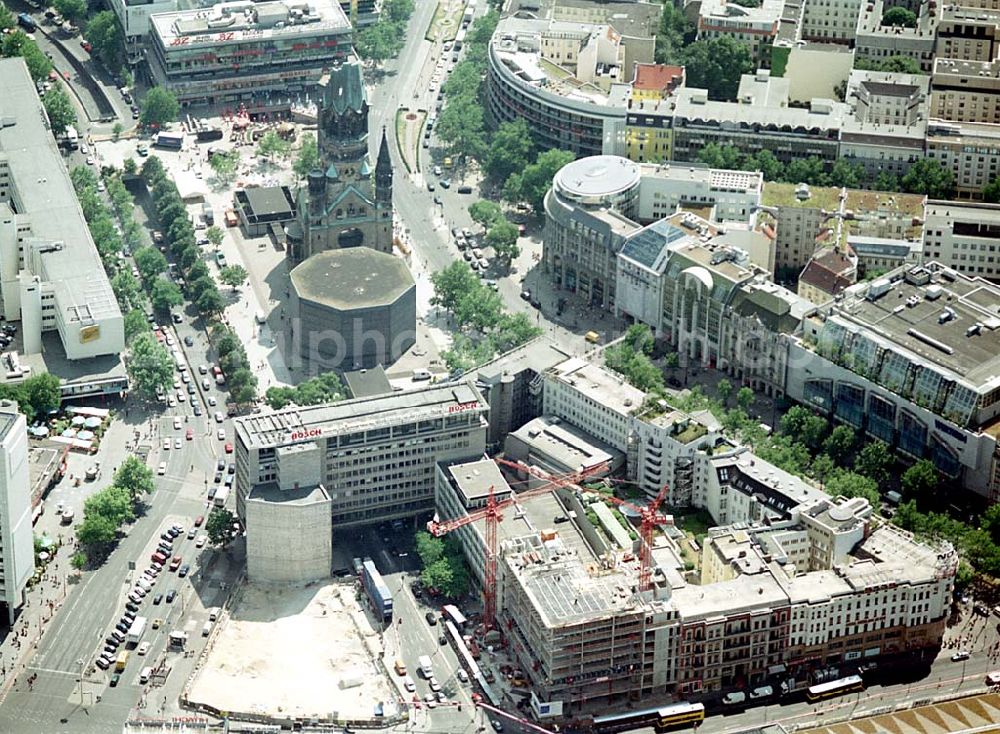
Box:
<box><xmin>604</xmin><ymin>325</ymin><xmax>664</xmax><ymax>393</ymax></box>
<box><xmin>127</xmin><ymin>332</ymin><xmax>174</xmax><ymax>399</ymax></box>
<box><xmin>503</xmin><ymin>149</ymin><xmax>574</xmax><ymax>212</ymax></box>
<box><xmin>42</xmin><ymin>86</ymin><xmax>76</xmax><ymax>137</ymax></box>
<box><xmin>140</xmin><ymin>87</ymin><xmax>179</xmax><ymax>129</ymax></box>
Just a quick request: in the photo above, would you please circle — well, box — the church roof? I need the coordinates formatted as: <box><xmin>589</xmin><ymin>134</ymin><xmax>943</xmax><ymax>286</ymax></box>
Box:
<box><xmin>325</xmin><ymin>163</ymin><xmax>339</xmax><ymax>180</ymax></box>
<box><xmin>323</xmin><ymin>60</ymin><xmax>367</xmax><ymax>116</ymax></box>
<box><xmin>359</xmin><ymin>156</ymin><xmax>372</xmax><ymax>177</ymax></box>
<box><xmin>324</xmin><ymin>183</ymin><xmax>375</xmax><ymax>214</ymax></box>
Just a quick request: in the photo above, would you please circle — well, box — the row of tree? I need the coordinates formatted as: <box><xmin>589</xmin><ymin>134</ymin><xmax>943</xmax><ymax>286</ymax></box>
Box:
<box><xmin>74</xmin><ymin>457</ymin><xmax>155</xmax><ymax>566</ymax></box>
<box><xmin>211</xmin><ymin>323</ymin><xmax>257</xmax><ymax>405</ymax></box>
<box><xmin>354</xmin><ymin>0</ymin><xmax>414</xmax><ymax>63</ymax></box>
<box><xmin>431</xmin><ymin>261</ymin><xmax>542</xmax><ymax>371</ymax></box>
<box><xmin>696</xmin><ymin>143</ymin><xmax>956</xmax><ymax>199</ymax></box>
<box><xmin>414</xmin><ymin>530</ymin><xmax>470</xmax><ymax>599</ymax></box>
<box><xmin>468</xmin><ymin>200</ymin><xmax>520</xmax><ymax>267</ymax></box>
<box><xmin>264</xmin><ymin>372</ymin><xmax>346</xmax><ymax>410</ymax></box>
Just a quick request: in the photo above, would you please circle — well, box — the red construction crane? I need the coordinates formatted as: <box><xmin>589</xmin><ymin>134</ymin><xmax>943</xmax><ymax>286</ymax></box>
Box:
<box><xmin>494</xmin><ymin>462</ymin><xmax>673</xmax><ymax>592</ymax></box>
<box><xmin>426</xmin><ymin>460</ymin><xmax>608</xmax><ymax>630</ymax></box>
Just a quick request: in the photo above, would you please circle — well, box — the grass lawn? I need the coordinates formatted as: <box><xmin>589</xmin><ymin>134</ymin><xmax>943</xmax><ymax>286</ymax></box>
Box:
<box><xmin>676</xmin><ymin>509</ymin><xmax>715</xmax><ymax>543</ymax></box>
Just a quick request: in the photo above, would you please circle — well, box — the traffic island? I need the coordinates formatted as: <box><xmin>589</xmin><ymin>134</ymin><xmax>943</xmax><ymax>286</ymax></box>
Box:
<box><xmin>395</xmin><ymin>107</ymin><xmax>426</xmax><ymax>174</ymax></box>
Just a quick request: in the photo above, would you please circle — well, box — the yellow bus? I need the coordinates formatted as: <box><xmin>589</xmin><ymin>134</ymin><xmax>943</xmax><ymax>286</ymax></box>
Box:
<box><xmin>115</xmin><ymin>650</ymin><xmax>129</xmax><ymax>672</ymax></box>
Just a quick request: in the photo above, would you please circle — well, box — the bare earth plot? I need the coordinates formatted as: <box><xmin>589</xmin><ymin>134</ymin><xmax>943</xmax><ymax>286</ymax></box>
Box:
<box><xmin>188</xmin><ymin>581</ymin><xmax>391</xmax><ymax>720</ymax></box>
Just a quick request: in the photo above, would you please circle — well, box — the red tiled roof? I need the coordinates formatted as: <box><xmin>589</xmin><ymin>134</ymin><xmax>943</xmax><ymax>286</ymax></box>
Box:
<box><xmin>799</xmin><ymin>260</ymin><xmax>852</xmax><ymax>297</ymax></box>
<box><xmin>632</xmin><ymin>64</ymin><xmax>685</xmax><ymax>94</ymax></box>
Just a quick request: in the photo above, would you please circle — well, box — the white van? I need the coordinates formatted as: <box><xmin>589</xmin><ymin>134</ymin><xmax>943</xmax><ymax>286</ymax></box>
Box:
<box><xmin>255</xmin><ymin>311</ymin><xmax>266</xmax><ymax>325</ymax></box>
<box><xmin>412</xmin><ymin>368</ymin><xmax>432</xmax><ymax>381</ymax></box>
<box><xmin>418</xmin><ymin>655</ymin><xmax>434</xmax><ymax>678</ymax></box>
<box><xmin>723</xmin><ymin>691</ymin><xmax>746</xmax><ymax>705</ymax></box>
<box><xmin>207</xmin><ymin>607</ymin><xmax>221</xmax><ymax>621</ymax></box>
<box><xmin>202</xmin><ymin>620</ymin><xmax>213</xmax><ymax>636</ymax></box>
<box><xmin>139</xmin><ymin>666</ymin><xmax>152</xmax><ymax>684</ymax></box>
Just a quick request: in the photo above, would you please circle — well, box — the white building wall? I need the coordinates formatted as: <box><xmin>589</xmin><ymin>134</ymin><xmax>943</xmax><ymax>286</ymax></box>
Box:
<box><xmin>246</xmin><ymin>492</ymin><xmax>332</xmax><ymax>583</ymax></box>
<box><xmin>0</xmin><ymin>401</ymin><xmax>32</xmax><ymax>624</ymax></box>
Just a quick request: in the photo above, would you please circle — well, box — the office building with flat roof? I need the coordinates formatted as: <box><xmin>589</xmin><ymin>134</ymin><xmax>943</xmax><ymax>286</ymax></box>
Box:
<box><xmin>925</xmin><ymin>119</ymin><xmax>1000</xmax><ymax>199</ymax></box>
<box><xmin>232</xmin><ymin>380</ymin><xmax>488</xmax><ymax>528</ymax></box>
<box><xmin>0</xmin><ymin>400</ymin><xmax>33</xmax><ymax>624</ymax></box>
<box><xmin>0</xmin><ymin>59</ymin><xmax>123</xmax><ymax>364</ymax></box>
<box><xmin>787</xmin><ymin>262</ymin><xmax>1000</xmax><ymax>498</ymax></box>
<box><xmin>147</xmin><ymin>0</ymin><xmax>353</xmax><ymax>106</ymax></box>
<box><xmin>931</xmin><ymin>57</ymin><xmax>1000</xmax><ymax>125</ymax></box>
<box><xmin>923</xmin><ymin>199</ymin><xmax>1000</xmax><ymax>281</ymax></box>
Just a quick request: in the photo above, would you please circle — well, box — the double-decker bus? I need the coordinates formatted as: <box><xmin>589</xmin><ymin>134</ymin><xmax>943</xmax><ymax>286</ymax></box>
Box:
<box><xmin>591</xmin><ymin>702</ymin><xmax>705</xmax><ymax>732</ymax></box>
<box><xmin>806</xmin><ymin>675</ymin><xmax>864</xmax><ymax>702</ymax></box>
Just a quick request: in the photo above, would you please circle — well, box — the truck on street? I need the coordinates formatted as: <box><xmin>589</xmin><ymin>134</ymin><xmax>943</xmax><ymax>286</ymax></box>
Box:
<box><xmin>213</xmin><ymin>485</ymin><xmax>230</xmax><ymax>507</ymax></box>
<box><xmin>127</xmin><ymin>616</ymin><xmax>147</xmax><ymax>646</ymax></box>
<box><xmin>361</xmin><ymin>559</ymin><xmax>393</xmax><ymax>623</ymax></box>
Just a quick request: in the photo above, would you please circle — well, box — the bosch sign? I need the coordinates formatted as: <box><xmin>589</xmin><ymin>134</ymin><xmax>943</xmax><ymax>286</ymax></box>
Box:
<box><xmin>448</xmin><ymin>401</ymin><xmax>479</xmax><ymax>414</ymax></box>
<box><xmin>289</xmin><ymin>428</ymin><xmax>323</xmax><ymax>441</ymax></box>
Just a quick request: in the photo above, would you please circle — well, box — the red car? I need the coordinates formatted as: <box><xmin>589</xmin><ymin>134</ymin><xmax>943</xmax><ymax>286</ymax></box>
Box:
<box><xmin>169</xmin><ymin>555</ymin><xmax>182</xmax><ymax>572</ymax></box>
<box><xmin>151</xmin><ymin>552</ymin><xmax>167</xmax><ymax>564</ymax></box>
<box><xmin>186</xmin><ymin>428</ymin><xmax>194</xmax><ymax>441</ymax></box>
<box><xmin>194</xmin><ymin>515</ymin><xmax>204</xmax><ymax>527</ymax></box>
<box><xmin>224</xmin><ymin>443</ymin><xmax>233</xmax><ymax>454</ymax></box>
<box><xmin>80</xmin><ymin>40</ymin><xmax>91</xmax><ymax>52</ymax></box>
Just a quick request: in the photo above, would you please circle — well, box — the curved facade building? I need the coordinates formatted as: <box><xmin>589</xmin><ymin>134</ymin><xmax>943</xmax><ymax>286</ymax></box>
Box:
<box><xmin>542</xmin><ymin>156</ymin><xmax>643</xmax><ymax>309</ymax></box>
<box><xmin>485</xmin><ymin>19</ymin><xmax>631</xmax><ymax>158</ymax></box>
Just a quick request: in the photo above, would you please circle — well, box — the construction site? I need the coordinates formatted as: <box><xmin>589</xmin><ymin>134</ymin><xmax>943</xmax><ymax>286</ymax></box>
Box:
<box><xmin>431</xmin><ymin>455</ymin><xmax>957</xmax><ymax>719</ymax></box>
<box><xmin>186</xmin><ymin>581</ymin><xmax>393</xmax><ymax>721</ymax></box>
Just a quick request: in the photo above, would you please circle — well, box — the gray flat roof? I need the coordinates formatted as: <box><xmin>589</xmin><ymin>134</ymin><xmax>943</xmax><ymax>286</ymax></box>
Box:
<box><xmin>247</xmin><ymin>482</ymin><xmax>331</xmax><ymax>505</ymax></box>
<box><xmin>0</xmin><ymin>59</ymin><xmax>120</xmax><ymax>325</ymax></box>
<box><xmin>234</xmin><ymin>380</ymin><xmax>487</xmax><ymax>449</ymax></box>
<box><xmin>290</xmin><ymin>248</ymin><xmax>414</xmax><ymax>310</ymax></box>
<box><xmin>447</xmin><ymin>459</ymin><xmax>513</xmax><ymax>506</ymax></box>
<box><xmin>554</xmin><ymin>156</ymin><xmax>641</xmax><ymax>201</ymax></box>
<box><xmin>241</xmin><ymin>186</ymin><xmax>295</xmax><ymax>217</ymax></box>
<box><xmin>833</xmin><ymin>266</ymin><xmax>1000</xmax><ymax>385</ymax></box>
<box><xmin>510</xmin><ymin>416</ymin><xmax>622</xmax><ymax>474</ymax></box>
<box><xmin>343</xmin><ymin>366</ymin><xmax>393</xmax><ymax>398</ymax></box>
<box><xmin>474</xmin><ymin>337</ymin><xmax>572</xmax><ymax>385</ymax></box>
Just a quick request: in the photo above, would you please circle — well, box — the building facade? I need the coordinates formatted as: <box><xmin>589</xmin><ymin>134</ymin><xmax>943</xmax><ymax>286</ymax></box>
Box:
<box><xmin>232</xmin><ymin>381</ymin><xmax>488</xmax><ymax>528</ymax></box>
<box><xmin>146</xmin><ymin>0</ymin><xmax>353</xmax><ymax>106</ymax></box>
<box><xmin>922</xmin><ymin>200</ymin><xmax>1000</xmax><ymax>280</ymax></box>
<box><xmin>287</xmin><ymin>60</ymin><xmax>394</xmax><ymax>262</ymax></box>
<box><xmin>786</xmin><ymin>262</ymin><xmax>1000</xmax><ymax>499</ymax></box>
<box><xmin>0</xmin><ymin>400</ymin><xmax>33</xmax><ymax>625</ymax></box>
<box><xmin>931</xmin><ymin>58</ymin><xmax>1000</xmax><ymax>124</ymax></box>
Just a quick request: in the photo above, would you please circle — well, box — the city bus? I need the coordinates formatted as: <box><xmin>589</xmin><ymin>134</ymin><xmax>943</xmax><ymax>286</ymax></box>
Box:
<box><xmin>591</xmin><ymin>702</ymin><xmax>704</xmax><ymax>732</ymax></box>
<box><xmin>806</xmin><ymin>675</ymin><xmax>864</xmax><ymax>702</ymax></box>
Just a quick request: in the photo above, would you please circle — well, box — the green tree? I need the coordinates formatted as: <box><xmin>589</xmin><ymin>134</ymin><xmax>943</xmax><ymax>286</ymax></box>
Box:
<box><xmin>126</xmin><ymin>332</ymin><xmax>174</xmax><ymax>399</ymax></box>
<box><xmin>827</xmin><ymin>158</ymin><xmax>862</xmax><ymax>188</ymax></box>
<box><xmin>415</xmin><ymin>530</ymin><xmax>445</xmax><ymax>566</ymax></box>
<box><xmin>228</xmin><ymin>367</ymin><xmax>257</xmax><ymax>402</ymax></box>
<box><xmin>355</xmin><ymin>20</ymin><xmax>404</xmax><ymax>63</ymax></box>
<box><xmin>114</xmin><ymin>455</ymin><xmax>155</xmax><ymax>503</ymax></box>
<box><xmin>209</xmin><ymin>150</ymin><xmax>239</xmax><ymax>185</ymax></box>
<box><xmin>124</xmin><ymin>309</ymin><xmax>151</xmax><ymax>344</ymax></box>
<box><xmin>983</xmin><ymin>177</ymin><xmax>1000</xmax><ymax>203</ymax></box>
<box><xmin>111</xmin><ymin>269</ymin><xmax>145</xmax><ymax>311</ymax></box>
<box><xmin>264</xmin><ymin>386</ymin><xmax>295</xmax><ymax>410</ymax></box>
<box><xmin>680</xmin><ymin>37</ymin><xmax>753</xmax><ymax>101</ymax></box>
<box><xmin>901</xmin><ymin>459</ymin><xmax>939</xmax><ymax>499</ymax></box>
<box><xmin>874</xmin><ymin>170</ymin><xmax>900</xmax><ymax>192</ymax></box>
<box><xmin>112</xmin><ymin>122</ymin><xmax>123</xmax><ymax>141</ymax></box>
<box><xmin>431</xmin><ymin>261</ymin><xmax>481</xmax><ymax>313</ymax></box>
<box><xmin>19</xmin><ymin>373</ymin><xmax>62</xmax><ymax>421</ymax></box>
<box><xmin>84</xmin><ymin>10</ymin><xmax>123</xmax><ymax>69</ymax></box>
<box><xmin>503</xmin><ymin>149</ymin><xmax>575</xmax><ymax>212</ymax></box>
<box><xmin>205</xmin><ymin>225</ymin><xmax>225</xmax><ymax>248</ymax></box>
<box><xmin>150</xmin><ymin>278</ymin><xmax>183</xmax><ymax>313</ymax></box>
<box><xmin>736</xmin><ymin>386</ymin><xmax>755</xmax><ymax>412</ymax></box>
<box><xmin>854</xmin><ymin>439</ymin><xmax>892</xmax><ymax>484</ymax></box>
<box><xmin>822</xmin><ymin>424</ymin><xmax>856</xmax><ymax>463</ymax></box>
<box><xmin>435</xmin><ymin>97</ymin><xmax>487</xmax><ymax>161</ymax></box>
<box><xmin>0</xmin><ymin>4</ymin><xmax>13</xmax><ymax>31</ymax></box>
<box><xmin>140</xmin><ymin>87</ymin><xmax>180</xmax><ymax>129</ymax></box>
<box><xmin>824</xmin><ymin>469</ymin><xmax>880</xmax><ymax>506</ymax></box>
<box><xmin>42</xmin><ymin>86</ymin><xmax>76</xmax><ymax>137</ymax></box>
<box><xmin>54</xmin><ymin>0</ymin><xmax>86</xmax><ymax>20</ymax></box>
<box><xmin>749</xmin><ymin>150</ymin><xmax>782</xmax><ymax>181</ymax></box>
<box><xmin>604</xmin><ymin>325</ymin><xmax>664</xmax><ymax>393</ymax></box>
<box><xmin>1</xmin><ymin>31</ymin><xmax>52</xmax><ymax>82</ymax></box>
<box><xmin>698</xmin><ymin>143</ymin><xmax>744</xmax><ymax>170</ymax></box>
<box><xmin>716</xmin><ymin>378</ymin><xmax>732</xmax><ymax>405</ymax></box>
<box><xmin>779</xmin><ymin>405</ymin><xmax>829</xmax><ymax>451</ymax></box>
<box><xmin>134</xmin><ymin>246</ymin><xmax>167</xmax><ymax>284</ymax></box>
<box><xmin>219</xmin><ymin>265</ymin><xmax>248</xmax><ymax>290</ymax></box>
<box><xmin>76</xmin><ymin>513</ymin><xmax>118</xmax><ymax>548</ymax></box>
<box><xmin>141</xmin><ymin>155</ymin><xmax>166</xmax><ymax>181</ymax></box>
<box><xmin>811</xmin><ymin>453</ymin><xmax>835</xmax><ymax>485</ymax></box>
<box><xmin>901</xmin><ymin>159</ymin><xmax>955</xmax><ymax>199</ymax></box>
<box><xmin>785</xmin><ymin>157</ymin><xmax>827</xmax><ymax>186</ymax></box>
<box><xmin>84</xmin><ymin>485</ymin><xmax>135</xmax><ymax>527</ymax></box>
<box><xmin>485</xmin><ymin>219</ymin><xmax>520</xmax><ymax>266</ymax></box>
<box><xmin>483</xmin><ymin>119</ymin><xmax>535</xmax><ymax>184</ymax></box>
<box><xmin>655</xmin><ymin>1</ymin><xmax>695</xmax><ymax>64</ymax></box>
<box><xmin>293</xmin><ymin>133</ymin><xmax>320</xmax><ymax>177</ymax></box>
<box><xmin>196</xmin><ymin>286</ymin><xmax>225</xmax><ymax>316</ymax></box>
<box><xmin>293</xmin><ymin>372</ymin><xmax>345</xmax><ymax>405</ymax></box>
<box><xmin>855</xmin><ymin>55</ymin><xmax>921</xmax><ymax>74</ymax></box>
<box><xmin>257</xmin><ymin>130</ymin><xmax>292</xmax><ymax>160</ymax></box>
<box><xmin>882</xmin><ymin>6</ymin><xmax>917</xmax><ymax>26</ymax></box>
<box><xmin>231</xmin><ymin>381</ymin><xmax>257</xmax><ymax>405</ymax></box>
<box><xmin>206</xmin><ymin>508</ymin><xmax>237</xmax><ymax>548</ymax></box>
<box><xmin>468</xmin><ymin>200</ymin><xmax>503</xmax><ymax>231</ymax></box>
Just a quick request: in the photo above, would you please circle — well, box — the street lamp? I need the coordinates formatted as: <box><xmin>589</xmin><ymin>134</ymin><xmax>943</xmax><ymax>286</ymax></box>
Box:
<box><xmin>76</xmin><ymin>658</ymin><xmax>85</xmax><ymax>707</ymax></box>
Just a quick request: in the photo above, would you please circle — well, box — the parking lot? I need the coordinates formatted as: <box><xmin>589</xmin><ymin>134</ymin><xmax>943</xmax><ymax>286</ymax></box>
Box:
<box><xmin>187</xmin><ymin>581</ymin><xmax>393</xmax><ymax>719</ymax></box>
